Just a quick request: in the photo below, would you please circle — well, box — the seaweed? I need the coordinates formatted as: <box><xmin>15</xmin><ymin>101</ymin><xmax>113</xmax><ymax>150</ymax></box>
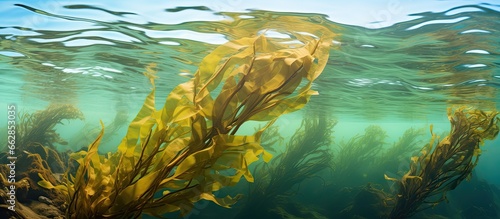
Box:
<box><xmin>380</xmin><ymin>127</ymin><xmax>425</xmax><ymax>166</ymax></box>
<box><xmin>316</xmin><ymin>127</ymin><xmax>424</xmax><ymax>218</ymax></box>
<box><xmin>331</xmin><ymin>125</ymin><xmax>387</xmax><ymax>187</ymax></box>
<box><xmin>258</xmin><ymin>124</ymin><xmax>284</xmax><ymax>153</ymax></box>
<box><xmin>387</xmin><ymin>107</ymin><xmax>500</xmax><ymax>218</ymax></box>
<box><xmin>16</xmin><ymin>104</ymin><xmax>84</xmax><ymax>150</ymax></box>
<box><xmin>269</xmin><ymin>196</ymin><xmax>329</xmax><ymax>219</ymax></box>
<box><xmin>370</xmin><ymin>127</ymin><xmax>425</xmax><ymax>184</ymax></box>
<box><xmin>39</xmin><ymin>34</ymin><xmax>333</xmax><ymax>218</ymax></box>
<box><xmin>0</xmin><ymin>104</ymin><xmax>82</xmax><ymax>217</ymax></box>
<box><xmin>235</xmin><ymin>113</ymin><xmax>336</xmax><ymax>219</ymax></box>
<box><xmin>262</xmin><ymin>114</ymin><xmax>335</xmax><ymax>197</ymax></box>
<box><xmin>337</xmin><ymin>183</ymin><xmax>392</xmax><ymax>218</ymax></box>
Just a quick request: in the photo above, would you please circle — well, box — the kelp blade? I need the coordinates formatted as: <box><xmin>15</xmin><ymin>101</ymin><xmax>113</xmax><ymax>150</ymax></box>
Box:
<box><xmin>53</xmin><ymin>33</ymin><xmax>334</xmax><ymax>218</ymax></box>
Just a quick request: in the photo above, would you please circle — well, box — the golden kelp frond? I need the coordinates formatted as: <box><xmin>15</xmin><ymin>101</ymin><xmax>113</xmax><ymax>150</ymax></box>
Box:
<box><xmin>187</xmin><ymin>35</ymin><xmax>333</xmax><ymax>133</ymax></box>
<box><xmin>17</xmin><ymin>104</ymin><xmax>84</xmax><ymax>149</ymax></box>
<box><xmin>389</xmin><ymin>107</ymin><xmax>499</xmax><ymax>219</ymax></box>
<box><xmin>52</xmin><ymin>34</ymin><xmax>333</xmax><ymax>218</ymax></box>
<box><xmin>235</xmin><ymin>113</ymin><xmax>336</xmax><ymax>219</ymax></box>
<box><xmin>332</xmin><ymin>125</ymin><xmax>387</xmax><ymax>187</ymax></box>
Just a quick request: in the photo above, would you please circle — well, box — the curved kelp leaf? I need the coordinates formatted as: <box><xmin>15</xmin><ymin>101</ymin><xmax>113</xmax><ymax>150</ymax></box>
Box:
<box><xmin>51</xmin><ymin>33</ymin><xmax>333</xmax><ymax>218</ymax></box>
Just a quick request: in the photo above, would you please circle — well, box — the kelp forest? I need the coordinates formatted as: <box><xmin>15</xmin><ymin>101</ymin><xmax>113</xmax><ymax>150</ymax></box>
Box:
<box><xmin>1</xmin><ymin>32</ymin><xmax>500</xmax><ymax>219</ymax></box>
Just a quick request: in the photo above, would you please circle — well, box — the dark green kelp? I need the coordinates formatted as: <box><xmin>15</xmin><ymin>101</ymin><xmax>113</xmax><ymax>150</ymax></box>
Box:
<box><xmin>0</xmin><ymin>104</ymin><xmax>83</xmax><ymax>219</ymax></box>
<box><xmin>331</xmin><ymin>125</ymin><xmax>387</xmax><ymax>188</ymax></box>
<box><xmin>388</xmin><ymin>108</ymin><xmax>499</xmax><ymax>218</ymax></box>
<box><xmin>235</xmin><ymin>113</ymin><xmax>336</xmax><ymax>219</ymax></box>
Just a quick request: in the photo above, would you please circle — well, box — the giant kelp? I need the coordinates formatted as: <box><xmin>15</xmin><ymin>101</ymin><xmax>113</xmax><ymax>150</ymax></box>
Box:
<box><xmin>16</xmin><ymin>104</ymin><xmax>84</xmax><ymax>150</ymax></box>
<box><xmin>333</xmin><ymin>128</ymin><xmax>426</xmax><ymax>218</ymax></box>
<box><xmin>388</xmin><ymin>108</ymin><xmax>499</xmax><ymax>218</ymax></box>
<box><xmin>235</xmin><ymin>113</ymin><xmax>336</xmax><ymax>219</ymax></box>
<box><xmin>260</xmin><ymin>114</ymin><xmax>335</xmax><ymax>197</ymax></box>
<box><xmin>331</xmin><ymin>125</ymin><xmax>387</xmax><ymax>187</ymax></box>
<box><xmin>312</xmin><ymin>125</ymin><xmax>388</xmax><ymax>218</ymax></box>
<box><xmin>0</xmin><ymin>104</ymin><xmax>83</xmax><ymax>218</ymax></box>
<box><xmin>40</xmin><ymin>34</ymin><xmax>334</xmax><ymax>218</ymax></box>
<box><xmin>14</xmin><ymin>104</ymin><xmax>83</xmax><ymax>175</ymax></box>
<box><xmin>1</xmin><ymin>104</ymin><xmax>83</xmax><ymax>186</ymax></box>
<box><xmin>369</xmin><ymin>127</ymin><xmax>425</xmax><ymax>184</ymax></box>
<box><xmin>378</xmin><ymin>127</ymin><xmax>425</xmax><ymax>169</ymax></box>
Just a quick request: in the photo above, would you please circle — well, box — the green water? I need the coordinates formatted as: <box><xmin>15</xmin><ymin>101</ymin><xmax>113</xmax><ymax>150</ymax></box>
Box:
<box><xmin>1</xmin><ymin>1</ymin><xmax>499</xmax><ymax>218</ymax></box>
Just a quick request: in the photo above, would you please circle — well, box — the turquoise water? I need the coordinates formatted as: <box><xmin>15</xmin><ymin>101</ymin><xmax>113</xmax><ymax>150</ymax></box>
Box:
<box><xmin>1</xmin><ymin>1</ymin><xmax>499</xmax><ymax>218</ymax></box>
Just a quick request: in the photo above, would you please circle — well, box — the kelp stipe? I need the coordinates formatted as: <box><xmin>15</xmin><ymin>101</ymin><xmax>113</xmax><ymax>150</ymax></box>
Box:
<box><xmin>40</xmin><ymin>34</ymin><xmax>334</xmax><ymax>218</ymax></box>
<box><xmin>388</xmin><ymin>107</ymin><xmax>499</xmax><ymax>219</ymax></box>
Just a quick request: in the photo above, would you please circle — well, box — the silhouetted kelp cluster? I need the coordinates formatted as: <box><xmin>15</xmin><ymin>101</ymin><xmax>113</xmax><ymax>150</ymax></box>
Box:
<box><xmin>0</xmin><ymin>104</ymin><xmax>83</xmax><ymax>218</ymax></box>
<box><xmin>1</xmin><ymin>33</ymin><xmax>500</xmax><ymax>219</ymax></box>
<box><xmin>235</xmin><ymin>113</ymin><xmax>336</xmax><ymax>219</ymax></box>
<box><xmin>224</xmin><ymin>107</ymin><xmax>499</xmax><ymax>219</ymax></box>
